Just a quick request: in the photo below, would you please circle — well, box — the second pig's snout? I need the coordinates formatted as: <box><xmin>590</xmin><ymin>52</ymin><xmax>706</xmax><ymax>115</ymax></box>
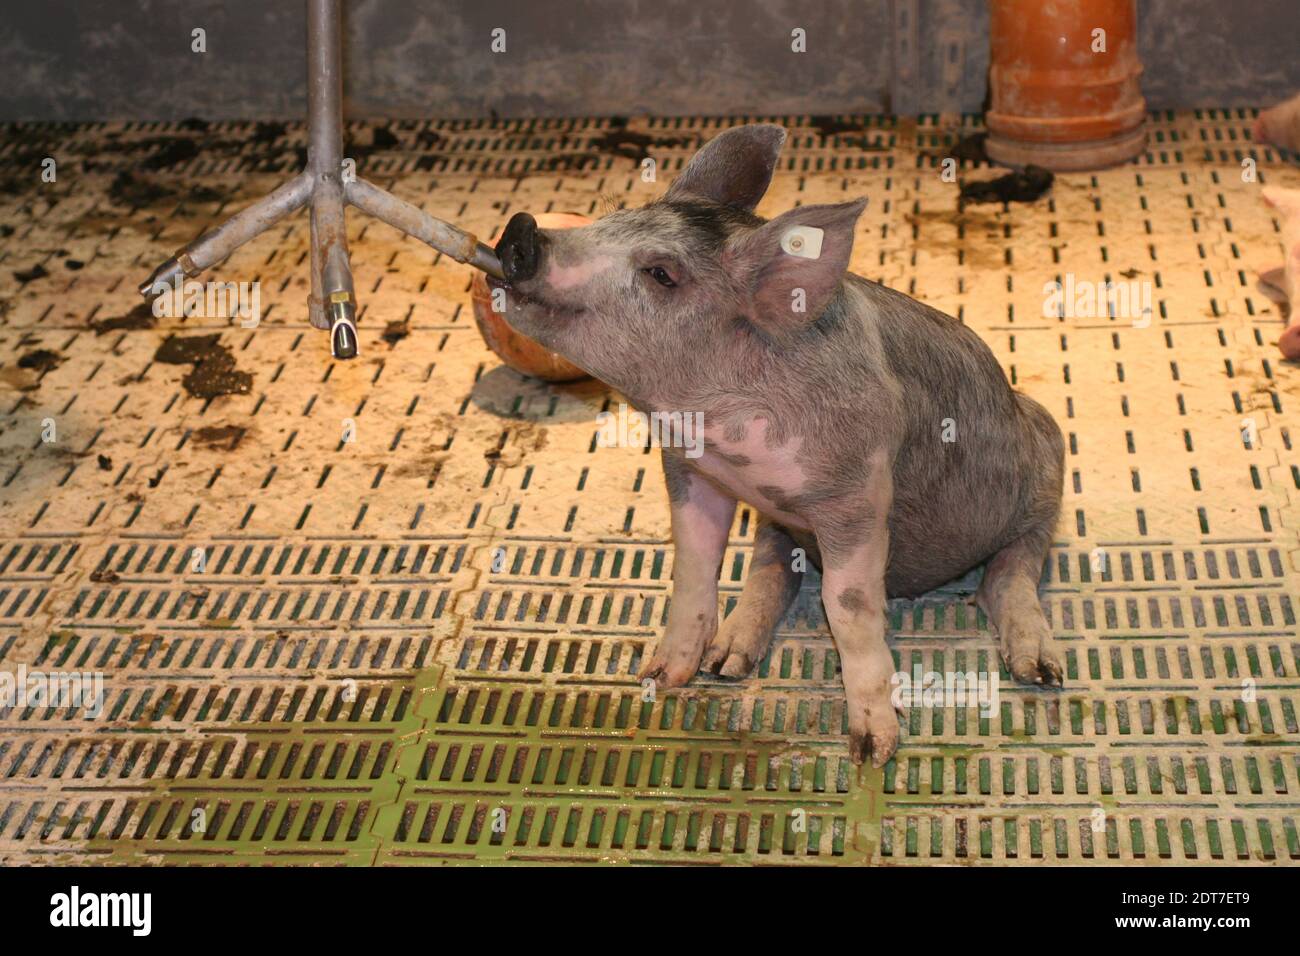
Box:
<box><xmin>496</xmin><ymin>212</ymin><xmax>541</xmax><ymax>283</ymax></box>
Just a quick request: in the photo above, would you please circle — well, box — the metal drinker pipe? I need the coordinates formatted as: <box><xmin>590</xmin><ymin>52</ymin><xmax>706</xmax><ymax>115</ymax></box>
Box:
<box><xmin>137</xmin><ymin>0</ymin><xmax>503</xmax><ymax>360</ymax></box>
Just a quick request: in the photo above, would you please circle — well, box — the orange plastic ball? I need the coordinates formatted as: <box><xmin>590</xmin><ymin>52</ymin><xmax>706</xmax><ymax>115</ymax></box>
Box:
<box><xmin>471</xmin><ymin>212</ymin><xmax>593</xmax><ymax>383</ymax></box>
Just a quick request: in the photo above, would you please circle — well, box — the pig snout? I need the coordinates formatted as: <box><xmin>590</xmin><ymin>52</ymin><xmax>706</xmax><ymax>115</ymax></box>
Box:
<box><xmin>496</xmin><ymin>212</ymin><xmax>541</xmax><ymax>283</ymax></box>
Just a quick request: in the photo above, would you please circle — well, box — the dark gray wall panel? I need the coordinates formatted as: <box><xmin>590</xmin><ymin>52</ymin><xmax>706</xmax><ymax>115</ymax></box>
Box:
<box><xmin>0</xmin><ymin>0</ymin><xmax>1294</xmax><ymax>122</ymax></box>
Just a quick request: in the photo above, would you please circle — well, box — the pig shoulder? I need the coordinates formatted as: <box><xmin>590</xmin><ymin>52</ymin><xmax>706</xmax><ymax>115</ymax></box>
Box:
<box><xmin>847</xmin><ymin>274</ymin><xmax>1021</xmax><ymax>422</ymax></box>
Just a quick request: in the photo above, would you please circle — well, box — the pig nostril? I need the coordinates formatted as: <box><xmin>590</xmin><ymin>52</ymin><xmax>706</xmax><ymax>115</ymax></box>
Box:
<box><xmin>496</xmin><ymin>212</ymin><xmax>540</xmax><ymax>283</ymax></box>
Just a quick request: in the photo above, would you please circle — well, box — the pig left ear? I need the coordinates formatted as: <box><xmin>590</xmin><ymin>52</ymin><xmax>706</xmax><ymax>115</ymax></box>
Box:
<box><xmin>728</xmin><ymin>198</ymin><xmax>867</xmax><ymax>340</ymax></box>
<box><xmin>664</xmin><ymin>124</ymin><xmax>786</xmax><ymax>212</ymax></box>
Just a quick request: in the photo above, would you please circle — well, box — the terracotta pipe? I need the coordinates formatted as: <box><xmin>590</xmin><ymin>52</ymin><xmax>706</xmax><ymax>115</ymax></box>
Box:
<box><xmin>985</xmin><ymin>0</ymin><xmax>1147</xmax><ymax>171</ymax></box>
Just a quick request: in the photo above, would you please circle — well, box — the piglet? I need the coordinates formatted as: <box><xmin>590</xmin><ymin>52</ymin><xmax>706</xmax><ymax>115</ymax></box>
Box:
<box><xmin>1256</xmin><ymin>92</ymin><xmax>1300</xmax><ymax>154</ymax></box>
<box><xmin>1261</xmin><ymin>187</ymin><xmax>1300</xmax><ymax>360</ymax></box>
<box><xmin>491</xmin><ymin>126</ymin><xmax>1066</xmax><ymax>765</ymax></box>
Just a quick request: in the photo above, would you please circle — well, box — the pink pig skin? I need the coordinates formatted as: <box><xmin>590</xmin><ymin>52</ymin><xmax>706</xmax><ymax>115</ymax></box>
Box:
<box><xmin>1261</xmin><ymin>187</ymin><xmax>1300</xmax><ymax>360</ymax></box>
<box><xmin>1281</xmin><ymin>324</ymin><xmax>1300</xmax><ymax>361</ymax></box>
<box><xmin>1256</xmin><ymin>92</ymin><xmax>1300</xmax><ymax>153</ymax></box>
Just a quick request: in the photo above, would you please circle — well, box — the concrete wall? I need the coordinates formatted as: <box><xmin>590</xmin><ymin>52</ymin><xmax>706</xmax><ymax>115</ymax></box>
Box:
<box><xmin>0</xmin><ymin>0</ymin><xmax>1295</xmax><ymax>123</ymax></box>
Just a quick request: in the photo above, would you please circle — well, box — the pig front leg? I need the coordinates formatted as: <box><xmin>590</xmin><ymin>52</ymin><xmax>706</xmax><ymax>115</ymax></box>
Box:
<box><xmin>817</xmin><ymin>467</ymin><xmax>901</xmax><ymax>767</ymax></box>
<box><xmin>701</xmin><ymin>518</ymin><xmax>800</xmax><ymax>677</ymax></box>
<box><xmin>639</xmin><ymin>453</ymin><xmax>737</xmax><ymax>688</ymax></box>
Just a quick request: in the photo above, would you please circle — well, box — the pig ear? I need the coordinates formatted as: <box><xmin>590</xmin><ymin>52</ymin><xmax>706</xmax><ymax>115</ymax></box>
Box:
<box><xmin>729</xmin><ymin>198</ymin><xmax>867</xmax><ymax>340</ymax></box>
<box><xmin>664</xmin><ymin>124</ymin><xmax>786</xmax><ymax>211</ymax></box>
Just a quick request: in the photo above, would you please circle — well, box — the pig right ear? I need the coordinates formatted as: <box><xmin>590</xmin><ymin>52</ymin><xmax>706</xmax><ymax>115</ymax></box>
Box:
<box><xmin>728</xmin><ymin>198</ymin><xmax>867</xmax><ymax>341</ymax></box>
<box><xmin>664</xmin><ymin>124</ymin><xmax>786</xmax><ymax>212</ymax></box>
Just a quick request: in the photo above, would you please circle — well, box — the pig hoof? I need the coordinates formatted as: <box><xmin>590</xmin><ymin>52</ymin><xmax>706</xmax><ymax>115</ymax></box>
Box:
<box><xmin>699</xmin><ymin>636</ymin><xmax>756</xmax><ymax>679</ymax></box>
<box><xmin>700</xmin><ymin>617</ymin><xmax>770</xmax><ymax>679</ymax></box>
<box><xmin>848</xmin><ymin>712</ymin><xmax>901</xmax><ymax>767</ymax></box>
<box><xmin>996</xmin><ymin>615</ymin><xmax>1064</xmax><ymax>688</ymax></box>
<box><xmin>717</xmin><ymin>652</ymin><xmax>753</xmax><ymax>679</ymax></box>
<box><xmin>639</xmin><ymin>647</ymin><xmax>702</xmax><ymax>689</ymax></box>
<box><xmin>1005</xmin><ymin>651</ymin><xmax>1064</xmax><ymax>688</ymax></box>
<box><xmin>639</xmin><ymin>661</ymin><xmax>694</xmax><ymax>689</ymax></box>
<box><xmin>700</xmin><ymin>651</ymin><xmax>752</xmax><ymax>680</ymax></box>
<box><xmin>699</xmin><ymin>646</ymin><xmax>730</xmax><ymax>675</ymax></box>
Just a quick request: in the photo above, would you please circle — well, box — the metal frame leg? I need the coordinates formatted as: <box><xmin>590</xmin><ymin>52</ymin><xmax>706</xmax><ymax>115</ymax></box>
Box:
<box><xmin>306</xmin><ymin>0</ymin><xmax>357</xmax><ymax>357</ymax></box>
<box><xmin>138</xmin><ymin>0</ymin><xmax>502</xmax><ymax>361</ymax></box>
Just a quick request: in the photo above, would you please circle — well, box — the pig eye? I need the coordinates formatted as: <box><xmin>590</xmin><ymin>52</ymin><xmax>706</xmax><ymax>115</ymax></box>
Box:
<box><xmin>643</xmin><ymin>265</ymin><xmax>677</xmax><ymax>288</ymax></box>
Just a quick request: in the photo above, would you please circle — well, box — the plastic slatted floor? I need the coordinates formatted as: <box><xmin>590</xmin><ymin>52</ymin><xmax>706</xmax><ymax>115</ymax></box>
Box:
<box><xmin>0</xmin><ymin>111</ymin><xmax>1297</xmax><ymax>865</ymax></box>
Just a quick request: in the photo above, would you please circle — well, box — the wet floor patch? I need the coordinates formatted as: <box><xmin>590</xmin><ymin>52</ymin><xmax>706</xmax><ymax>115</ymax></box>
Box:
<box><xmin>13</xmin><ymin>263</ymin><xmax>49</xmax><ymax>284</ymax></box>
<box><xmin>947</xmin><ymin>132</ymin><xmax>989</xmax><ymax>163</ymax></box>
<box><xmin>91</xmin><ymin>302</ymin><xmax>156</xmax><ymax>335</ymax></box>
<box><xmin>381</xmin><ymin>319</ymin><xmax>410</xmax><ymax>347</ymax></box>
<box><xmin>591</xmin><ymin>118</ymin><xmax>690</xmax><ymax>164</ymax></box>
<box><xmin>16</xmin><ymin>348</ymin><xmax>63</xmax><ymax>373</ymax></box>
<box><xmin>153</xmin><ymin>334</ymin><xmax>253</xmax><ymax>399</ymax></box>
<box><xmin>191</xmin><ymin>424</ymin><xmax>247</xmax><ymax>451</ymax></box>
<box><xmin>959</xmin><ymin>165</ymin><xmax>1054</xmax><ymax>205</ymax></box>
<box><xmin>107</xmin><ymin>170</ymin><xmax>227</xmax><ymax>207</ymax></box>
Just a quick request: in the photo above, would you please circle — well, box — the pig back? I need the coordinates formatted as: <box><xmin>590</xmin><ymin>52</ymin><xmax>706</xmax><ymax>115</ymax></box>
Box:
<box><xmin>849</xmin><ymin>276</ymin><xmax>1062</xmax><ymax>596</ymax></box>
